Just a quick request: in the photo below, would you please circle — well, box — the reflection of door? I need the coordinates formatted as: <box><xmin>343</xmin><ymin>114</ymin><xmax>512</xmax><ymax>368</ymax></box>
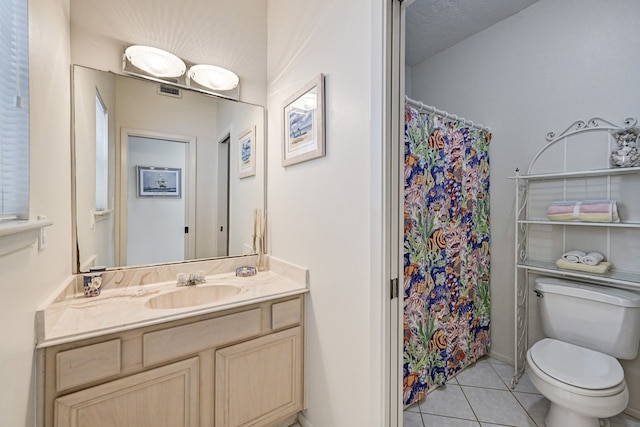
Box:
<box><xmin>217</xmin><ymin>135</ymin><xmax>230</xmax><ymax>256</ymax></box>
<box><xmin>127</xmin><ymin>136</ymin><xmax>186</xmax><ymax>265</ymax></box>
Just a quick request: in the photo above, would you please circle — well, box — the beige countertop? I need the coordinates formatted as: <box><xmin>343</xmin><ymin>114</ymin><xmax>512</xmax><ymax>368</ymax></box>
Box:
<box><xmin>36</xmin><ymin>257</ymin><xmax>308</xmax><ymax>348</ymax></box>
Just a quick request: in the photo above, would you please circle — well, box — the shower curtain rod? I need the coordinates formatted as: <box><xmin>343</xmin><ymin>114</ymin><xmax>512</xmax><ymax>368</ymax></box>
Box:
<box><xmin>405</xmin><ymin>96</ymin><xmax>491</xmax><ymax>132</ymax></box>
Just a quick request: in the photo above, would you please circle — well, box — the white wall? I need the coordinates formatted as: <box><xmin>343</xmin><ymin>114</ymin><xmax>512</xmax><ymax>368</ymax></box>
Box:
<box><xmin>409</xmin><ymin>0</ymin><xmax>640</xmax><ymax>415</ymax></box>
<box><xmin>0</xmin><ymin>0</ymin><xmax>72</xmax><ymax>425</ymax></box>
<box><xmin>73</xmin><ymin>66</ymin><xmax>116</xmax><ymax>269</ymax></box>
<box><xmin>266</xmin><ymin>1</ymin><xmax>386</xmax><ymax>426</ymax></box>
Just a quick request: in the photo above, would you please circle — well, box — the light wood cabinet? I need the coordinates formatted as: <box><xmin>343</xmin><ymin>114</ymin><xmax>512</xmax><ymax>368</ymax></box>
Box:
<box><xmin>215</xmin><ymin>327</ymin><xmax>303</xmax><ymax>427</ymax></box>
<box><xmin>40</xmin><ymin>295</ymin><xmax>304</xmax><ymax>427</ymax></box>
<box><xmin>55</xmin><ymin>358</ymin><xmax>199</xmax><ymax>427</ymax></box>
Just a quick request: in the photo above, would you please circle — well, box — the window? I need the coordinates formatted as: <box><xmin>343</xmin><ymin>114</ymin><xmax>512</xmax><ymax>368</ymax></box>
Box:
<box><xmin>0</xmin><ymin>0</ymin><xmax>30</xmax><ymax>220</ymax></box>
<box><xmin>95</xmin><ymin>91</ymin><xmax>108</xmax><ymax>211</ymax></box>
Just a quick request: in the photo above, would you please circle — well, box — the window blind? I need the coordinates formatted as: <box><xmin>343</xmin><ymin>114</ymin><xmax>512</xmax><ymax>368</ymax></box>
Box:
<box><xmin>0</xmin><ymin>0</ymin><xmax>30</xmax><ymax>220</ymax></box>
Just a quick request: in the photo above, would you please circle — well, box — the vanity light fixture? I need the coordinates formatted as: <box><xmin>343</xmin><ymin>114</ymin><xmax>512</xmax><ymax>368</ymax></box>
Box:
<box><xmin>124</xmin><ymin>45</ymin><xmax>186</xmax><ymax>78</ymax></box>
<box><xmin>123</xmin><ymin>45</ymin><xmax>240</xmax><ymax>100</ymax></box>
<box><xmin>188</xmin><ymin>64</ymin><xmax>240</xmax><ymax>91</ymax></box>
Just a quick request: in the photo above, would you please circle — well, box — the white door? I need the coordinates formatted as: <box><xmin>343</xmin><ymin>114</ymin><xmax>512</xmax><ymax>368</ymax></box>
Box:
<box><xmin>126</xmin><ymin>135</ymin><xmax>187</xmax><ymax>265</ymax></box>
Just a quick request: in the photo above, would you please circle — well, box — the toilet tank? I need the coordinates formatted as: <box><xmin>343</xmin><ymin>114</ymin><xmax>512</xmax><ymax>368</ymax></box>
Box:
<box><xmin>534</xmin><ymin>277</ymin><xmax>640</xmax><ymax>359</ymax></box>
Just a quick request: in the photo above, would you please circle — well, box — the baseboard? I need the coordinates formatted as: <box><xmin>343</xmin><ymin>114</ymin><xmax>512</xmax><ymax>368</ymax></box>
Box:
<box><xmin>273</xmin><ymin>414</ymin><xmax>298</xmax><ymax>427</ymax></box>
<box><xmin>624</xmin><ymin>406</ymin><xmax>640</xmax><ymax>420</ymax></box>
<box><xmin>297</xmin><ymin>412</ymin><xmax>315</xmax><ymax>427</ymax></box>
<box><xmin>487</xmin><ymin>350</ymin><xmax>515</xmax><ymax>366</ymax></box>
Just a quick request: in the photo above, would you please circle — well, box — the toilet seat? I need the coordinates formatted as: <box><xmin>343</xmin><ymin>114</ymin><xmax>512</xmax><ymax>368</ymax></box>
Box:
<box><xmin>529</xmin><ymin>338</ymin><xmax>625</xmax><ymax>394</ymax></box>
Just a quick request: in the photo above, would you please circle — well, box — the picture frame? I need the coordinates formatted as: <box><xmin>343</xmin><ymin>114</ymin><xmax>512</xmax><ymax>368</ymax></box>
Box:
<box><xmin>282</xmin><ymin>74</ymin><xmax>325</xmax><ymax>167</ymax></box>
<box><xmin>136</xmin><ymin>166</ymin><xmax>181</xmax><ymax>198</ymax></box>
<box><xmin>238</xmin><ymin>126</ymin><xmax>256</xmax><ymax>178</ymax></box>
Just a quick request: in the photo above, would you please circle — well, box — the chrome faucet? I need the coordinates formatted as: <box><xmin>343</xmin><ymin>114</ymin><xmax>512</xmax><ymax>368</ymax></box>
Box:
<box><xmin>176</xmin><ymin>271</ymin><xmax>206</xmax><ymax>287</ymax></box>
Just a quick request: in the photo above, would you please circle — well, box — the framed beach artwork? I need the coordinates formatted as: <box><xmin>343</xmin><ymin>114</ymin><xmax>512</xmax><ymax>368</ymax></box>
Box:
<box><xmin>238</xmin><ymin>126</ymin><xmax>256</xmax><ymax>178</ymax></box>
<box><xmin>282</xmin><ymin>74</ymin><xmax>325</xmax><ymax>166</ymax></box>
<box><xmin>136</xmin><ymin>166</ymin><xmax>181</xmax><ymax>198</ymax></box>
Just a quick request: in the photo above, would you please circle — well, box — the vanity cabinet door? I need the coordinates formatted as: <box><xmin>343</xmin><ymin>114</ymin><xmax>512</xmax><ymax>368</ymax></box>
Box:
<box><xmin>215</xmin><ymin>327</ymin><xmax>303</xmax><ymax>427</ymax></box>
<box><xmin>55</xmin><ymin>357</ymin><xmax>199</xmax><ymax>427</ymax></box>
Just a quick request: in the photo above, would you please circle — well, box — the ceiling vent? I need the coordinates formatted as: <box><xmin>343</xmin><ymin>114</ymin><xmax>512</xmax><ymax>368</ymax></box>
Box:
<box><xmin>157</xmin><ymin>83</ymin><xmax>182</xmax><ymax>98</ymax></box>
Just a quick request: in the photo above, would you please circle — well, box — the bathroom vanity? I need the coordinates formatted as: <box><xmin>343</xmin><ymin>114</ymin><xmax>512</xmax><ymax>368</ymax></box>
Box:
<box><xmin>35</xmin><ymin>257</ymin><xmax>308</xmax><ymax>427</ymax></box>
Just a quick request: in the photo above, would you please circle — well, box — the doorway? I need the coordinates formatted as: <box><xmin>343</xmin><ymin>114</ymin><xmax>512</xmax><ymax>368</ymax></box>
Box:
<box><xmin>216</xmin><ymin>135</ymin><xmax>230</xmax><ymax>257</ymax></box>
<box><xmin>117</xmin><ymin>128</ymin><xmax>196</xmax><ymax>266</ymax></box>
<box><xmin>126</xmin><ymin>136</ymin><xmax>186</xmax><ymax>265</ymax></box>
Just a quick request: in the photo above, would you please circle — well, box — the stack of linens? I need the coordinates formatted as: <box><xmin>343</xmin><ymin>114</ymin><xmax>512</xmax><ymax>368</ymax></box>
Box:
<box><xmin>547</xmin><ymin>200</ymin><xmax>620</xmax><ymax>223</ymax></box>
<box><xmin>556</xmin><ymin>250</ymin><xmax>611</xmax><ymax>274</ymax></box>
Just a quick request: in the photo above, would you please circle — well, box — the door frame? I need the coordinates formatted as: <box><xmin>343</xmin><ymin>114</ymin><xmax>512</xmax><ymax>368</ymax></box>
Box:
<box><xmin>117</xmin><ymin>128</ymin><xmax>197</xmax><ymax>266</ymax></box>
<box><xmin>386</xmin><ymin>0</ymin><xmax>411</xmax><ymax>425</ymax></box>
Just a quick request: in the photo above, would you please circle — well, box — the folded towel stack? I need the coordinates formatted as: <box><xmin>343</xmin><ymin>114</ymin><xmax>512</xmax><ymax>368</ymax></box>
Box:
<box><xmin>557</xmin><ymin>250</ymin><xmax>610</xmax><ymax>274</ymax></box>
<box><xmin>547</xmin><ymin>200</ymin><xmax>620</xmax><ymax>223</ymax></box>
<box><xmin>560</xmin><ymin>250</ymin><xmax>606</xmax><ymax>266</ymax></box>
<box><xmin>556</xmin><ymin>259</ymin><xmax>611</xmax><ymax>274</ymax></box>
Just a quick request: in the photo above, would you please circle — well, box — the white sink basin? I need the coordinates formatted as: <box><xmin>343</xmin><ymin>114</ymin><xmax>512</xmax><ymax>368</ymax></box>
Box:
<box><xmin>145</xmin><ymin>285</ymin><xmax>241</xmax><ymax>309</ymax></box>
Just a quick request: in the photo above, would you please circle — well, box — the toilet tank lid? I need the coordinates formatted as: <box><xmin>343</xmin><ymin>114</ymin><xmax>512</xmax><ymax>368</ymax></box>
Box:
<box><xmin>534</xmin><ymin>277</ymin><xmax>640</xmax><ymax>308</ymax></box>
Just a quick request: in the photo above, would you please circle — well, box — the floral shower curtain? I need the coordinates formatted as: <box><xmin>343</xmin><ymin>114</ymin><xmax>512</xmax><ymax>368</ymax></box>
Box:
<box><xmin>403</xmin><ymin>103</ymin><xmax>492</xmax><ymax>407</ymax></box>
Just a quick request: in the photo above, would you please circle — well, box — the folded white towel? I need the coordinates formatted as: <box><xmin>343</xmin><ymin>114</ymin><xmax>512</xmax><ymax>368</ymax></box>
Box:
<box><xmin>556</xmin><ymin>259</ymin><xmax>612</xmax><ymax>274</ymax></box>
<box><xmin>582</xmin><ymin>251</ymin><xmax>605</xmax><ymax>266</ymax></box>
<box><xmin>561</xmin><ymin>250</ymin><xmax>586</xmax><ymax>263</ymax></box>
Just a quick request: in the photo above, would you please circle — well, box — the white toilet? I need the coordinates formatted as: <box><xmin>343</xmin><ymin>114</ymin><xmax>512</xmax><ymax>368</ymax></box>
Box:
<box><xmin>526</xmin><ymin>277</ymin><xmax>640</xmax><ymax>427</ymax></box>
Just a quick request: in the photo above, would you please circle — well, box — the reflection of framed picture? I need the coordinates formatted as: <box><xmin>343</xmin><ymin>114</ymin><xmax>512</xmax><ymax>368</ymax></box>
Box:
<box><xmin>282</xmin><ymin>74</ymin><xmax>325</xmax><ymax>167</ymax></box>
<box><xmin>137</xmin><ymin>166</ymin><xmax>181</xmax><ymax>198</ymax></box>
<box><xmin>238</xmin><ymin>126</ymin><xmax>256</xmax><ymax>178</ymax></box>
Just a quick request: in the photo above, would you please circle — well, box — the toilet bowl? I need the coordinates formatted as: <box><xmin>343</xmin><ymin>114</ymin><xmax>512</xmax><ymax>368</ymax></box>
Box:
<box><xmin>527</xmin><ymin>277</ymin><xmax>640</xmax><ymax>426</ymax></box>
<box><xmin>527</xmin><ymin>338</ymin><xmax>629</xmax><ymax>427</ymax></box>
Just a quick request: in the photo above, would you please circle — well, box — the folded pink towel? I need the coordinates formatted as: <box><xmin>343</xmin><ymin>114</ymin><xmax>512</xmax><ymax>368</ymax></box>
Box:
<box><xmin>547</xmin><ymin>201</ymin><xmax>579</xmax><ymax>221</ymax></box>
<box><xmin>547</xmin><ymin>200</ymin><xmax>620</xmax><ymax>223</ymax></box>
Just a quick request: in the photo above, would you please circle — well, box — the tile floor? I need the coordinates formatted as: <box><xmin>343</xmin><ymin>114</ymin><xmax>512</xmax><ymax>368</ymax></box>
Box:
<box><xmin>404</xmin><ymin>356</ymin><xmax>640</xmax><ymax>427</ymax></box>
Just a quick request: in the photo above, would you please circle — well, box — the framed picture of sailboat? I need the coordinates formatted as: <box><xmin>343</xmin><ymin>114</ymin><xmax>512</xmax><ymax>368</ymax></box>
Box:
<box><xmin>136</xmin><ymin>166</ymin><xmax>182</xmax><ymax>198</ymax></box>
<box><xmin>282</xmin><ymin>74</ymin><xmax>325</xmax><ymax>167</ymax></box>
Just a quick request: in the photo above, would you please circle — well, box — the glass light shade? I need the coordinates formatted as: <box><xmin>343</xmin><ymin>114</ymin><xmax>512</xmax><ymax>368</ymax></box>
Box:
<box><xmin>125</xmin><ymin>45</ymin><xmax>186</xmax><ymax>78</ymax></box>
<box><xmin>188</xmin><ymin>64</ymin><xmax>239</xmax><ymax>91</ymax></box>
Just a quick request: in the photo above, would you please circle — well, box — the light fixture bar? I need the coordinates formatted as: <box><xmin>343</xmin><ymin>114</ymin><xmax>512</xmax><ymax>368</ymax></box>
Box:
<box><xmin>122</xmin><ymin>45</ymin><xmax>240</xmax><ymax>100</ymax></box>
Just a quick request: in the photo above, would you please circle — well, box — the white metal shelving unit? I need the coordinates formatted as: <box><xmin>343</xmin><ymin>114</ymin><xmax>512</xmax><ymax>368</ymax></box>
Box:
<box><xmin>511</xmin><ymin>117</ymin><xmax>640</xmax><ymax>387</ymax></box>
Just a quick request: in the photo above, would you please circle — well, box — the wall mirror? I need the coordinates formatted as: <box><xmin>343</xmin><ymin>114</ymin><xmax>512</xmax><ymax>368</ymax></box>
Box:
<box><xmin>72</xmin><ymin>65</ymin><xmax>265</xmax><ymax>273</ymax></box>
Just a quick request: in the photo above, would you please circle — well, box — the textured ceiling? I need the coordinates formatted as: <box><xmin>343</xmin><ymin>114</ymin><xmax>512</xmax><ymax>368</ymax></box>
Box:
<box><xmin>406</xmin><ymin>0</ymin><xmax>540</xmax><ymax>67</ymax></box>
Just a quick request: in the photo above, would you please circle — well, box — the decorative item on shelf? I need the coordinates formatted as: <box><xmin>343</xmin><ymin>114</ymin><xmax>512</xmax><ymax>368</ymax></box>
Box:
<box><xmin>610</xmin><ymin>126</ymin><xmax>640</xmax><ymax>168</ymax></box>
<box><xmin>282</xmin><ymin>74</ymin><xmax>325</xmax><ymax>167</ymax></box>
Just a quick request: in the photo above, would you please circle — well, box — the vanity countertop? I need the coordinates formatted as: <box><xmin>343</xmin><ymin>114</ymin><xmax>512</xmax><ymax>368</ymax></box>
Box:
<box><xmin>36</xmin><ymin>258</ymin><xmax>308</xmax><ymax>348</ymax></box>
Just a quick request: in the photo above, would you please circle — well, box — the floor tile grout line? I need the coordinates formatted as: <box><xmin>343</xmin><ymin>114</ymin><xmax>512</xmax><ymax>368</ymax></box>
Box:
<box><xmin>488</xmin><ymin>362</ymin><xmax>542</xmax><ymax>427</ymax></box>
<box><xmin>458</xmin><ymin>381</ymin><xmax>482</xmax><ymax>424</ymax></box>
